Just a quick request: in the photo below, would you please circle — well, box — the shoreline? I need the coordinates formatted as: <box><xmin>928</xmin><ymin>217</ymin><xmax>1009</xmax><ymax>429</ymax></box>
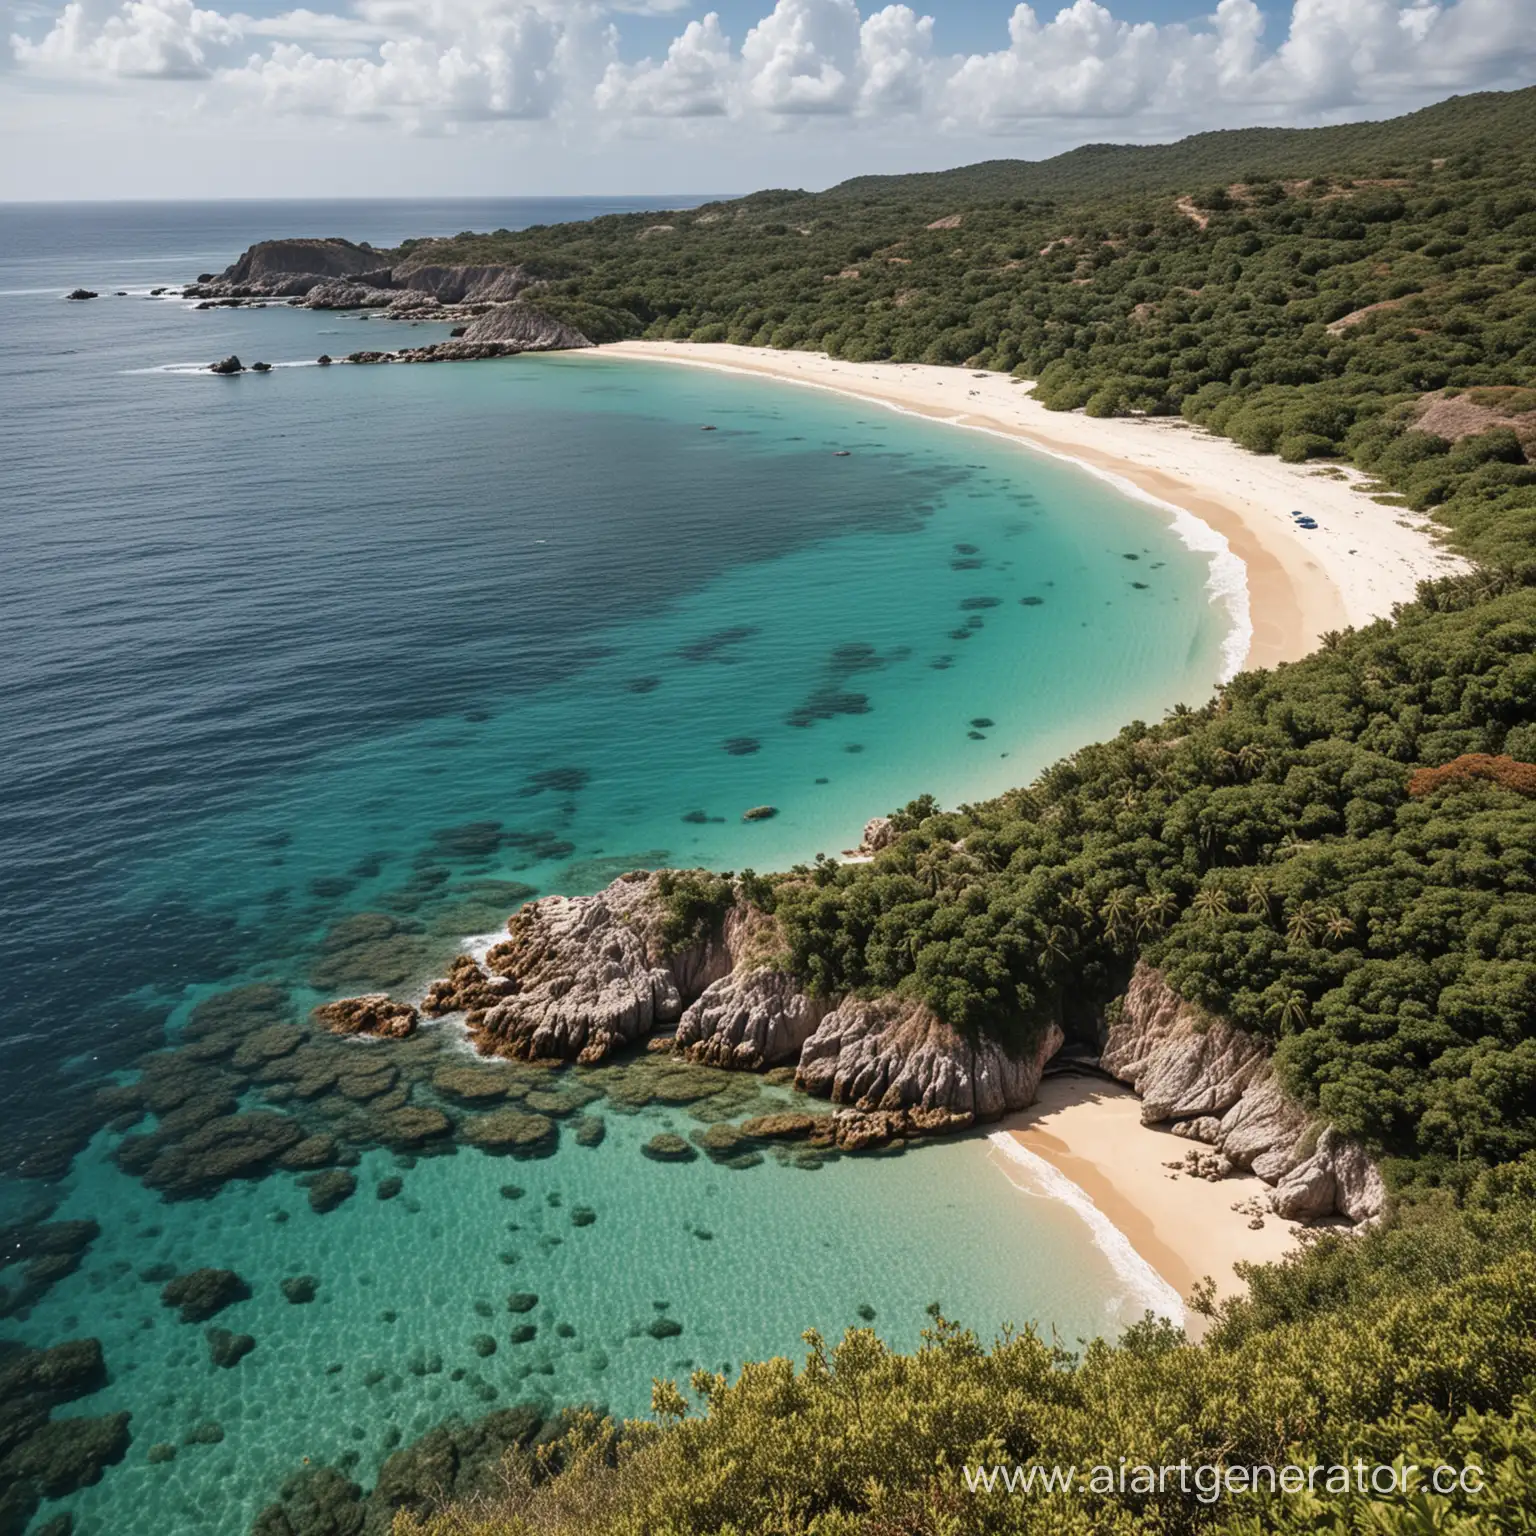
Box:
<box><xmin>996</xmin><ymin>1076</ymin><xmax>1305</xmax><ymax>1327</ymax></box>
<box><xmin>590</xmin><ymin>341</ymin><xmax>1466</xmax><ymax>672</ymax></box>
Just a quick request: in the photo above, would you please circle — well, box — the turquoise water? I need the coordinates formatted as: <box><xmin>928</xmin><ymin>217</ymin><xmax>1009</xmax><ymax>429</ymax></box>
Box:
<box><xmin>0</xmin><ymin>204</ymin><xmax>1232</xmax><ymax>1534</ymax></box>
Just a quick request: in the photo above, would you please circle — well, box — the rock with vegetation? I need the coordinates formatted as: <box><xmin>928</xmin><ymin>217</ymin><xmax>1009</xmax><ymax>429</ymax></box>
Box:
<box><xmin>796</xmin><ymin>996</ymin><xmax>1063</xmax><ymax>1144</ymax></box>
<box><xmin>1104</xmin><ymin>964</ymin><xmax>1383</xmax><ymax>1222</ymax></box>
<box><xmin>466</xmin><ymin>872</ymin><xmax>736</xmax><ymax>1064</ymax></box>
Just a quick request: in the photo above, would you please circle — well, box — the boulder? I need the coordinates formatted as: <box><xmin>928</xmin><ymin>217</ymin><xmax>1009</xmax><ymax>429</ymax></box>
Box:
<box><xmin>209</xmin><ymin>356</ymin><xmax>243</xmax><ymax>375</ymax></box>
<box><xmin>312</xmin><ymin>994</ymin><xmax>418</xmax><ymax>1039</ymax></box>
<box><xmin>859</xmin><ymin>816</ymin><xmax>897</xmax><ymax>854</ymax></box>
<box><xmin>206</xmin><ymin>1329</ymin><xmax>256</xmax><ymax>1369</ymax></box>
<box><xmin>66</xmin><ymin>289</ymin><xmax>97</xmax><ymax>301</ymax></box>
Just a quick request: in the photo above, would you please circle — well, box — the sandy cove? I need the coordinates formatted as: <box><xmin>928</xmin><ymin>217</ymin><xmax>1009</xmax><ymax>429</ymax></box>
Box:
<box><xmin>596</xmin><ymin>341</ymin><xmax>1467</xmax><ymax>671</ymax></box>
<box><xmin>996</xmin><ymin>1077</ymin><xmax>1304</xmax><ymax>1327</ymax></box>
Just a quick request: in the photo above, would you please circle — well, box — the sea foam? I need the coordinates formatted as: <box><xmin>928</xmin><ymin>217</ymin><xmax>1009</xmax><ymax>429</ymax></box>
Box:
<box><xmin>987</xmin><ymin>1130</ymin><xmax>1187</xmax><ymax>1328</ymax></box>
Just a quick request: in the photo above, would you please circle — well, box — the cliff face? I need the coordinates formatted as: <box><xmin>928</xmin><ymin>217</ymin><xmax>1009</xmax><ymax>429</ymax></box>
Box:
<box><xmin>797</xmin><ymin>995</ymin><xmax>1064</xmax><ymax>1146</ymax></box>
<box><xmin>403</xmin><ymin>872</ymin><xmax>1062</xmax><ymax>1149</ymax></box>
<box><xmin>1103</xmin><ymin>964</ymin><xmax>1385</xmax><ymax>1223</ymax></box>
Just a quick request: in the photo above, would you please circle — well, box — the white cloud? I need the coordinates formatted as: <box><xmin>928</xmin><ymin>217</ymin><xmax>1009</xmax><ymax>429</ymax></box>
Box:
<box><xmin>9</xmin><ymin>0</ymin><xmax>1535</xmax><ymax>142</ymax></box>
<box><xmin>596</xmin><ymin>10</ymin><xmax>732</xmax><ymax>116</ymax></box>
<box><xmin>17</xmin><ymin>0</ymin><xmax>237</xmax><ymax>77</ymax></box>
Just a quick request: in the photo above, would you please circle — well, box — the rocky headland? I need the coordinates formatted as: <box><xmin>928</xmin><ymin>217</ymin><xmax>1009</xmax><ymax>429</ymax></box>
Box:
<box><xmin>183</xmin><ymin>237</ymin><xmax>594</xmax><ymax>366</ymax></box>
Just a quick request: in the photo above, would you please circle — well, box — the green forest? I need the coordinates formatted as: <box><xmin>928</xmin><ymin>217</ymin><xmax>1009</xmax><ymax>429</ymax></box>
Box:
<box><xmin>357</xmin><ymin>89</ymin><xmax>1536</xmax><ymax>1534</ymax></box>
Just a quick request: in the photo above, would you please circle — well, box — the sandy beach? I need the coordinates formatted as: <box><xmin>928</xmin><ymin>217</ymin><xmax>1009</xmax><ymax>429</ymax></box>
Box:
<box><xmin>997</xmin><ymin>1076</ymin><xmax>1304</xmax><ymax>1320</ymax></box>
<box><xmin>598</xmin><ymin>341</ymin><xmax>1466</xmax><ymax>671</ymax></box>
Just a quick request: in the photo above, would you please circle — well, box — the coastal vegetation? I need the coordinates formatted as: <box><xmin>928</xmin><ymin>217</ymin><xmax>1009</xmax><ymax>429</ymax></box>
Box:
<box><xmin>381</xmin><ymin>87</ymin><xmax>1536</xmax><ymax>1535</ymax></box>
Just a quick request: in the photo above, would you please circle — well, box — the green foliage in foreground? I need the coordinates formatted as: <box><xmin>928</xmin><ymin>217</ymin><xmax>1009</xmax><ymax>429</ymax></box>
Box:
<box><xmin>397</xmin><ymin>1162</ymin><xmax>1536</xmax><ymax>1536</ymax></box>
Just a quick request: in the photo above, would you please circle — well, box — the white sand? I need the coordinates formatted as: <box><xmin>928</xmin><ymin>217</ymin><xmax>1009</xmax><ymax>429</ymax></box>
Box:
<box><xmin>596</xmin><ymin>342</ymin><xmax>1467</xmax><ymax>669</ymax></box>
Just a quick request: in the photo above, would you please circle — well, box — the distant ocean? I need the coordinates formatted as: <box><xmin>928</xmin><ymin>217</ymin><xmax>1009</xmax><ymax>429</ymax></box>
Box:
<box><xmin>0</xmin><ymin>199</ymin><xmax>1228</xmax><ymax>1534</ymax></box>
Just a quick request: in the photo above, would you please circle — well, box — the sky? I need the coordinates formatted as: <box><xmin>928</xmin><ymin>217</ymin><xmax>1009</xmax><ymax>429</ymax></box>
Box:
<box><xmin>1</xmin><ymin>0</ymin><xmax>1533</xmax><ymax>200</ymax></box>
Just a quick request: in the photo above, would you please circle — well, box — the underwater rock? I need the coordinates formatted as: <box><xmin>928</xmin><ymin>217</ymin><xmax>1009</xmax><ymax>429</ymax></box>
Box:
<box><xmin>569</xmin><ymin>1206</ymin><xmax>596</xmax><ymax>1227</ymax></box>
<box><xmin>206</xmin><ymin>1328</ymin><xmax>256</xmax><ymax>1368</ymax></box>
<box><xmin>0</xmin><ymin>1338</ymin><xmax>106</xmax><ymax>1410</ymax></box>
<box><xmin>675</xmin><ymin>966</ymin><xmax>832</xmax><ymax>1071</ymax></box>
<box><xmin>796</xmin><ymin>996</ymin><xmax>1062</xmax><ymax>1143</ymax></box>
<box><xmin>723</xmin><ymin>737</ymin><xmax>761</xmax><ymax>756</ymax></box>
<box><xmin>0</xmin><ymin>1411</ymin><xmax>131</xmax><ymax>1497</ymax></box>
<box><xmin>739</xmin><ymin>1111</ymin><xmax>826</xmax><ymax>1141</ymax></box>
<box><xmin>373</xmin><ymin>1106</ymin><xmax>452</xmax><ymax>1147</ymax></box>
<box><xmin>641</xmin><ymin>1134</ymin><xmax>697</xmax><ymax>1164</ymax></box>
<box><xmin>281</xmin><ymin>1275</ymin><xmax>320</xmax><ymax>1304</ymax></box>
<box><xmin>248</xmin><ymin>1464</ymin><xmax>365</xmax><ymax>1536</ymax></box>
<box><xmin>305</xmin><ymin>1169</ymin><xmax>357</xmax><ymax>1214</ymax></box>
<box><xmin>430</xmin><ymin>1062</ymin><xmax>523</xmax><ymax>1104</ymax></box>
<box><xmin>139</xmin><ymin>1111</ymin><xmax>307</xmax><ymax>1197</ymax></box>
<box><xmin>571</xmin><ymin>1115</ymin><xmax>606</xmax><ymax>1148</ymax></box>
<box><xmin>184</xmin><ymin>1423</ymin><xmax>225</xmax><ymax>1446</ymax></box>
<box><xmin>461</xmin><ymin>1111</ymin><xmax>557</xmax><ymax>1157</ymax></box>
<box><xmin>472</xmin><ymin>872</ymin><xmax>733</xmax><ymax>1065</ymax></box>
<box><xmin>470</xmin><ymin>1334</ymin><xmax>497</xmax><ymax>1358</ymax></box>
<box><xmin>333</xmin><ymin>1065</ymin><xmax>400</xmax><ymax>1103</ymax></box>
<box><xmin>741</xmin><ymin>806</ymin><xmax>778</xmax><ymax>822</ymax></box>
<box><xmin>508</xmin><ymin>1324</ymin><xmax>537</xmax><ymax>1344</ymax></box>
<box><xmin>278</xmin><ymin>1134</ymin><xmax>339</xmax><ymax>1171</ymax></box>
<box><xmin>231</xmin><ymin>1024</ymin><xmax>305</xmax><ymax>1070</ymax></box>
<box><xmin>645</xmin><ymin>1316</ymin><xmax>683</xmax><ymax>1339</ymax></box>
<box><xmin>506</xmin><ymin>1292</ymin><xmax>537</xmax><ymax>1313</ymax></box>
<box><xmin>522</xmin><ymin>1084</ymin><xmax>601</xmax><ymax>1117</ymax></box>
<box><xmin>160</xmin><ymin>1269</ymin><xmax>251</xmax><ymax>1323</ymax></box>
<box><xmin>375</xmin><ymin>1176</ymin><xmax>403</xmax><ymax>1201</ymax></box>
<box><xmin>148</xmin><ymin>1442</ymin><xmax>178</xmax><ymax>1464</ymax></box>
<box><xmin>312</xmin><ymin>994</ymin><xmax>418</xmax><ymax>1040</ymax></box>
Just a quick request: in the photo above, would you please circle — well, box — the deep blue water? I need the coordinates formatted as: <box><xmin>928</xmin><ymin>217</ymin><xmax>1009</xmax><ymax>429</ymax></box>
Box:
<box><xmin>0</xmin><ymin>200</ymin><xmax>1227</xmax><ymax>1533</ymax></box>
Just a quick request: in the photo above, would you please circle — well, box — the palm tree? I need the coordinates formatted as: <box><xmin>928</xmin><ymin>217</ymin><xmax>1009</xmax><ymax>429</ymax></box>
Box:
<box><xmin>1135</xmin><ymin>890</ymin><xmax>1179</xmax><ymax>939</ymax></box>
<box><xmin>1039</xmin><ymin>924</ymin><xmax>1076</xmax><ymax>976</ymax></box>
<box><xmin>1236</xmin><ymin>742</ymin><xmax>1268</xmax><ymax>779</ymax></box>
<box><xmin>1267</xmin><ymin>989</ymin><xmax>1310</xmax><ymax>1031</ymax></box>
<box><xmin>1286</xmin><ymin>901</ymin><xmax>1323</xmax><ymax>945</ymax></box>
<box><xmin>1246</xmin><ymin>879</ymin><xmax>1274</xmax><ymax>919</ymax></box>
<box><xmin>1191</xmin><ymin>886</ymin><xmax>1232</xmax><ymax>920</ymax></box>
<box><xmin>1100</xmin><ymin>888</ymin><xmax>1135</xmax><ymax>944</ymax></box>
<box><xmin>1320</xmin><ymin>905</ymin><xmax>1356</xmax><ymax>945</ymax></box>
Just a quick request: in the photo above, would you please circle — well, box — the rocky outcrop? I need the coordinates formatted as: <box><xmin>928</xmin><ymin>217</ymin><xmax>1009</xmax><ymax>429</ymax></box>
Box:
<box><xmin>796</xmin><ymin>996</ymin><xmax>1063</xmax><ymax>1148</ymax></box>
<box><xmin>674</xmin><ymin>966</ymin><xmax>834</xmax><ymax>1070</ymax></box>
<box><xmin>312</xmin><ymin>994</ymin><xmax>418</xmax><ymax>1039</ymax></box>
<box><xmin>186</xmin><ymin>238</ymin><xmax>384</xmax><ymax>300</ymax></box>
<box><xmin>471</xmin><ymin>873</ymin><xmax>734</xmax><ymax>1065</ymax></box>
<box><xmin>1103</xmin><ymin>964</ymin><xmax>1384</xmax><ymax>1224</ymax></box>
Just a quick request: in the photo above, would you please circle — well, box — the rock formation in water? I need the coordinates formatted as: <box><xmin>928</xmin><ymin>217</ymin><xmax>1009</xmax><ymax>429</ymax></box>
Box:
<box><xmin>1102</xmin><ymin>963</ymin><xmax>1385</xmax><ymax>1223</ymax></box>
<box><xmin>797</xmin><ymin>996</ymin><xmax>1064</xmax><ymax>1148</ymax></box>
<box><xmin>674</xmin><ymin>966</ymin><xmax>833</xmax><ymax>1071</ymax></box>
<box><xmin>312</xmin><ymin>994</ymin><xmax>418</xmax><ymax>1039</ymax></box>
<box><xmin>182</xmin><ymin>237</ymin><xmax>592</xmax><ymax>361</ymax></box>
<box><xmin>470</xmin><ymin>873</ymin><xmax>733</xmax><ymax>1065</ymax></box>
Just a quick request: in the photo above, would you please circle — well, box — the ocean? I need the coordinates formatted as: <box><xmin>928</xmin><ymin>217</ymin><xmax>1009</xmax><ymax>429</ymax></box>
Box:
<box><xmin>0</xmin><ymin>199</ymin><xmax>1230</xmax><ymax>1533</ymax></box>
